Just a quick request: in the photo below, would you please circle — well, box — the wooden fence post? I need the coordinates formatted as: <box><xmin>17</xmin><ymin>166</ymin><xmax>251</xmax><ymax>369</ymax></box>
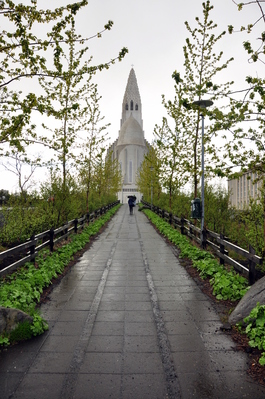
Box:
<box><xmin>49</xmin><ymin>228</ymin><xmax>54</xmax><ymax>252</ymax></box>
<box><xmin>181</xmin><ymin>217</ymin><xmax>185</xmax><ymax>235</ymax></box>
<box><xmin>169</xmin><ymin>213</ymin><xmax>172</xmax><ymax>225</ymax></box>
<box><xmin>220</xmin><ymin>233</ymin><xmax>225</xmax><ymax>265</ymax></box>
<box><xmin>61</xmin><ymin>221</ymin><xmax>68</xmax><ymax>236</ymax></box>
<box><xmin>202</xmin><ymin>228</ymin><xmax>207</xmax><ymax>249</ymax></box>
<box><xmin>86</xmin><ymin>213</ymin><xmax>90</xmax><ymax>224</ymax></box>
<box><xmin>74</xmin><ymin>218</ymin><xmax>78</xmax><ymax>233</ymax></box>
<box><xmin>30</xmin><ymin>234</ymin><xmax>35</xmax><ymax>264</ymax></box>
<box><xmin>249</xmin><ymin>245</ymin><xmax>256</xmax><ymax>285</ymax></box>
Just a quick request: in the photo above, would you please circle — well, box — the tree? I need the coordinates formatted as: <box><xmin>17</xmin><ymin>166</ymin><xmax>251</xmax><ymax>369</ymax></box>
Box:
<box><xmin>136</xmin><ymin>146</ymin><xmax>161</xmax><ymax>205</ymax></box>
<box><xmin>0</xmin><ymin>0</ymin><xmax>85</xmax><ymax>152</ymax></box>
<box><xmin>204</xmin><ymin>183</ymin><xmax>230</xmax><ymax>233</ymax></box>
<box><xmin>1</xmin><ymin>152</ymin><xmax>40</xmax><ymax>199</ymax></box>
<box><xmin>102</xmin><ymin>152</ymin><xmax>122</xmax><ymax>203</ymax></box>
<box><xmin>0</xmin><ymin>0</ymin><xmax>128</xmax><ymax>154</ymax></box>
<box><xmin>90</xmin><ymin>149</ymin><xmax>120</xmax><ymax>208</ymax></box>
<box><xmin>217</xmin><ymin>1</ymin><xmax>265</xmax><ymax>254</ymax></box>
<box><xmin>158</xmin><ymin>1</ymin><xmax>233</xmax><ymax>200</ymax></box>
<box><xmin>228</xmin><ymin>1</ymin><xmax>265</xmax><ymax>64</ymax></box>
<box><xmin>222</xmin><ymin>1</ymin><xmax>265</xmax><ymax>178</ymax></box>
<box><xmin>153</xmin><ymin>91</ymin><xmax>192</xmax><ymax>210</ymax></box>
<box><xmin>78</xmin><ymin>86</ymin><xmax>110</xmax><ymax>212</ymax></box>
<box><xmin>37</xmin><ymin>17</ymin><xmax>126</xmax><ymax>219</ymax></box>
<box><xmin>38</xmin><ymin>22</ymin><xmax>93</xmax><ymax>216</ymax></box>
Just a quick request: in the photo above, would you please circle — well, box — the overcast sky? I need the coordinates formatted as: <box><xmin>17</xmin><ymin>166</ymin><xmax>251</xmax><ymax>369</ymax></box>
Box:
<box><xmin>0</xmin><ymin>0</ymin><xmax>263</xmax><ymax>192</ymax></box>
<box><xmin>83</xmin><ymin>0</ymin><xmax>262</xmax><ymax>141</ymax></box>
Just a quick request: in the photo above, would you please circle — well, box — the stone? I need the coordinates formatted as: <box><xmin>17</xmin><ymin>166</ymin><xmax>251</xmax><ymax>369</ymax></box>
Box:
<box><xmin>229</xmin><ymin>275</ymin><xmax>265</xmax><ymax>325</ymax></box>
<box><xmin>220</xmin><ymin>322</ymin><xmax>232</xmax><ymax>331</ymax></box>
<box><xmin>0</xmin><ymin>307</ymin><xmax>33</xmax><ymax>334</ymax></box>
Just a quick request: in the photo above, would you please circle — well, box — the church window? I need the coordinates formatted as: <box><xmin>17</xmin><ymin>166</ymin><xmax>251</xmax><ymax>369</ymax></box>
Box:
<box><xmin>130</xmin><ymin>100</ymin><xmax>133</xmax><ymax>110</ymax></box>
<box><xmin>135</xmin><ymin>104</ymin><xmax>138</xmax><ymax>110</ymax></box>
<box><xmin>125</xmin><ymin>103</ymin><xmax>128</xmax><ymax>110</ymax></box>
<box><xmin>129</xmin><ymin>161</ymin><xmax>133</xmax><ymax>183</ymax></box>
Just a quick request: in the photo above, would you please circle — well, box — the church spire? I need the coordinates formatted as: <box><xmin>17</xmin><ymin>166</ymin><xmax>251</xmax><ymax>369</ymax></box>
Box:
<box><xmin>121</xmin><ymin>68</ymin><xmax>143</xmax><ymax>129</ymax></box>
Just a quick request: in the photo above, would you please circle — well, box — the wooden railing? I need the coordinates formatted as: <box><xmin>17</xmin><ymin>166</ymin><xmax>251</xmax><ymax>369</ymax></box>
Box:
<box><xmin>0</xmin><ymin>201</ymin><xmax>119</xmax><ymax>278</ymax></box>
<box><xmin>142</xmin><ymin>200</ymin><xmax>262</xmax><ymax>285</ymax></box>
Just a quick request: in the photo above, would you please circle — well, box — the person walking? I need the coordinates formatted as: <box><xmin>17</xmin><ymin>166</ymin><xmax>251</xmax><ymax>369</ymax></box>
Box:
<box><xmin>128</xmin><ymin>196</ymin><xmax>135</xmax><ymax>215</ymax></box>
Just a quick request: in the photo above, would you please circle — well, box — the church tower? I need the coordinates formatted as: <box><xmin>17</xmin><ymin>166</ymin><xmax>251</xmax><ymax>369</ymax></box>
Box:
<box><xmin>108</xmin><ymin>68</ymin><xmax>148</xmax><ymax>203</ymax></box>
<box><xmin>121</xmin><ymin>68</ymin><xmax>143</xmax><ymax>129</ymax></box>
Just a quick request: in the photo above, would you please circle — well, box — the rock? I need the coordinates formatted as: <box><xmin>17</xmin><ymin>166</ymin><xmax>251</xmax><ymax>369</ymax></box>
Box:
<box><xmin>229</xmin><ymin>275</ymin><xmax>265</xmax><ymax>325</ymax></box>
<box><xmin>220</xmin><ymin>322</ymin><xmax>232</xmax><ymax>331</ymax></box>
<box><xmin>0</xmin><ymin>307</ymin><xmax>33</xmax><ymax>335</ymax></box>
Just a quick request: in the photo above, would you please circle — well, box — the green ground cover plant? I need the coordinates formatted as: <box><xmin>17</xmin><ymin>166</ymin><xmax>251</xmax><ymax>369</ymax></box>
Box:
<box><xmin>239</xmin><ymin>303</ymin><xmax>265</xmax><ymax>366</ymax></box>
<box><xmin>142</xmin><ymin>208</ymin><xmax>249</xmax><ymax>302</ymax></box>
<box><xmin>0</xmin><ymin>204</ymin><xmax>120</xmax><ymax>346</ymax></box>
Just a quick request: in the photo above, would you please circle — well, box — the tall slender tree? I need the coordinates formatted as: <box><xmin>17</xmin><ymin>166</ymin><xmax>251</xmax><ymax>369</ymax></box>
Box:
<box><xmin>0</xmin><ymin>1</ymin><xmax>87</xmax><ymax>152</ymax></box>
<box><xmin>102</xmin><ymin>152</ymin><xmax>122</xmax><ymax>203</ymax></box>
<box><xmin>1</xmin><ymin>152</ymin><xmax>40</xmax><ymax>198</ymax></box>
<box><xmin>38</xmin><ymin>22</ymin><xmax>100</xmax><ymax>220</ymax></box>
<box><xmin>153</xmin><ymin>89</ymin><xmax>192</xmax><ymax>210</ymax></box>
<box><xmin>78</xmin><ymin>86</ymin><xmax>111</xmax><ymax>212</ymax></box>
<box><xmin>215</xmin><ymin>1</ymin><xmax>265</xmax><ymax>253</ymax></box>
<box><xmin>136</xmin><ymin>146</ymin><xmax>161</xmax><ymax>204</ymax></box>
<box><xmin>157</xmin><ymin>1</ymin><xmax>234</xmax><ymax>199</ymax></box>
<box><xmin>0</xmin><ymin>0</ymin><xmax>128</xmax><ymax>156</ymax></box>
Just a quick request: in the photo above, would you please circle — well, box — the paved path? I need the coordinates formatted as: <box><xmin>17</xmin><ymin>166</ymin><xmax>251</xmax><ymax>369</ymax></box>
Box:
<box><xmin>1</xmin><ymin>204</ymin><xmax>265</xmax><ymax>399</ymax></box>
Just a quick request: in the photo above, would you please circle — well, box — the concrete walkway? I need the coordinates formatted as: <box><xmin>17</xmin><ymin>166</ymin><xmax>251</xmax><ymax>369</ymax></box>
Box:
<box><xmin>1</xmin><ymin>204</ymin><xmax>265</xmax><ymax>399</ymax></box>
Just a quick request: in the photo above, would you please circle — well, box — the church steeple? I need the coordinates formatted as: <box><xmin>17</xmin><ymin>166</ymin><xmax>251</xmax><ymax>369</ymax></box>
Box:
<box><xmin>121</xmin><ymin>68</ymin><xmax>143</xmax><ymax>129</ymax></box>
<box><xmin>107</xmin><ymin>67</ymin><xmax>148</xmax><ymax>203</ymax></box>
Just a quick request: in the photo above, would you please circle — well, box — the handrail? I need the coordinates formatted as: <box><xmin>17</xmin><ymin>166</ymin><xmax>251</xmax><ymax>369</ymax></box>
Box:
<box><xmin>0</xmin><ymin>201</ymin><xmax>120</xmax><ymax>277</ymax></box>
<box><xmin>141</xmin><ymin>199</ymin><xmax>262</xmax><ymax>285</ymax></box>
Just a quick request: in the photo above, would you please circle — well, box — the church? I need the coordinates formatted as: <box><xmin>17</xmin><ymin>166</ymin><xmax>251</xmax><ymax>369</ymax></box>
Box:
<box><xmin>107</xmin><ymin>68</ymin><xmax>149</xmax><ymax>203</ymax></box>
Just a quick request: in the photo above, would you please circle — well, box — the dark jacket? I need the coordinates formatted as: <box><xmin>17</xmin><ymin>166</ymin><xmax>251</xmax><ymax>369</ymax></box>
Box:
<box><xmin>128</xmin><ymin>198</ymin><xmax>135</xmax><ymax>207</ymax></box>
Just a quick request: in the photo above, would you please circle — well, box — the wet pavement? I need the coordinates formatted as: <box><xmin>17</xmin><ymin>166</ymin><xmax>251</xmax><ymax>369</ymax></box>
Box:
<box><xmin>1</xmin><ymin>204</ymin><xmax>265</xmax><ymax>399</ymax></box>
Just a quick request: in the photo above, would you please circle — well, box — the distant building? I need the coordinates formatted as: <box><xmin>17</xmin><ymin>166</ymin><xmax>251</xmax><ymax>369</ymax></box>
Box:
<box><xmin>228</xmin><ymin>171</ymin><xmax>262</xmax><ymax>209</ymax></box>
<box><xmin>107</xmin><ymin>68</ymin><xmax>149</xmax><ymax>203</ymax></box>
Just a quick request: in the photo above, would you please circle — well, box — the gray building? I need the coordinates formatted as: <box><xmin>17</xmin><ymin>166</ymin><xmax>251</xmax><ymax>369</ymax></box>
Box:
<box><xmin>108</xmin><ymin>68</ymin><xmax>149</xmax><ymax>203</ymax></box>
<box><xmin>228</xmin><ymin>171</ymin><xmax>262</xmax><ymax>208</ymax></box>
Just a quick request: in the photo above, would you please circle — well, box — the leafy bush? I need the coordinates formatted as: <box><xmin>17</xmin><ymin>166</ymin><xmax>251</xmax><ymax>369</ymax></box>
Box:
<box><xmin>0</xmin><ymin>203</ymin><xmax>57</xmax><ymax>246</ymax></box>
<box><xmin>210</xmin><ymin>271</ymin><xmax>248</xmax><ymax>301</ymax></box>
<box><xmin>0</xmin><ymin>184</ymin><xmax>119</xmax><ymax>248</ymax></box>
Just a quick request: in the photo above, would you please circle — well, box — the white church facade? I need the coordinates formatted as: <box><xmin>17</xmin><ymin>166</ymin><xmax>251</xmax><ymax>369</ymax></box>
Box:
<box><xmin>107</xmin><ymin>68</ymin><xmax>149</xmax><ymax>203</ymax></box>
